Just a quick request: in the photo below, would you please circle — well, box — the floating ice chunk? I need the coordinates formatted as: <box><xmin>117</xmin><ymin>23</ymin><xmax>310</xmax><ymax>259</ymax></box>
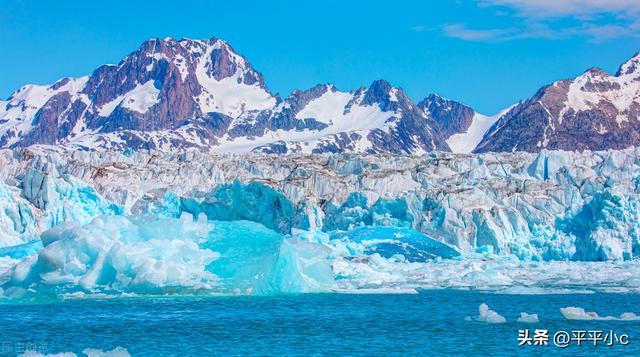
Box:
<box><xmin>1</xmin><ymin>214</ymin><xmax>338</xmax><ymax>298</ymax></box>
<box><xmin>560</xmin><ymin>307</ymin><xmax>640</xmax><ymax>321</ymax></box>
<box><xmin>560</xmin><ymin>307</ymin><xmax>613</xmax><ymax>320</ymax></box>
<box><xmin>18</xmin><ymin>347</ymin><xmax>130</xmax><ymax>357</ymax></box>
<box><xmin>620</xmin><ymin>312</ymin><xmax>640</xmax><ymax>321</ymax></box>
<box><xmin>517</xmin><ymin>312</ymin><xmax>539</xmax><ymax>323</ymax></box>
<box><xmin>477</xmin><ymin>303</ymin><xmax>507</xmax><ymax>324</ymax></box>
<box><xmin>19</xmin><ymin>352</ymin><xmax>77</xmax><ymax>357</ymax></box>
<box><xmin>82</xmin><ymin>347</ymin><xmax>131</xmax><ymax>357</ymax></box>
<box><xmin>260</xmin><ymin>238</ymin><xmax>335</xmax><ymax>294</ymax></box>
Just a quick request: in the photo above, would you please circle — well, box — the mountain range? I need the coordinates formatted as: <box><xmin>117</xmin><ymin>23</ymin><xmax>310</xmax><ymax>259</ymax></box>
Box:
<box><xmin>1</xmin><ymin>37</ymin><xmax>639</xmax><ymax>154</ymax></box>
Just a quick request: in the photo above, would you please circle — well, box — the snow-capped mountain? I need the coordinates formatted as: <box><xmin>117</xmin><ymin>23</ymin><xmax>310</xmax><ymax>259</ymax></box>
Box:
<box><xmin>0</xmin><ymin>37</ymin><xmax>448</xmax><ymax>154</ymax></box>
<box><xmin>247</xmin><ymin>80</ymin><xmax>450</xmax><ymax>154</ymax></box>
<box><xmin>418</xmin><ymin>94</ymin><xmax>511</xmax><ymax>153</ymax></box>
<box><xmin>418</xmin><ymin>94</ymin><xmax>475</xmax><ymax>139</ymax></box>
<box><xmin>3</xmin><ymin>38</ymin><xmax>639</xmax><ymax>154</ymax></box>
<box><xmin>475</xmin><ymin>52</ymin><xmax>640</xmax><ymax>153</ymax></box>
<box><xmin>1</xmin><ymin>37</ymin><xmax>276</xmax><ymax>150</ymax></box>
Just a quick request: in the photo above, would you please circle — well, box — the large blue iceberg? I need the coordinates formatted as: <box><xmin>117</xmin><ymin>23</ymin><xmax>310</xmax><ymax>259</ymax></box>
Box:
<box><xmin>0</xmin><ymin>214</ymin><xmax>338</xmax><ymax>298</ymax></box>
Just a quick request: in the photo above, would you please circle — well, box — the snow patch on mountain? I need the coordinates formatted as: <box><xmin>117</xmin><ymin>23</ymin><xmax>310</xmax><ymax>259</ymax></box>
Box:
<box><xmin>194</xmin><ymin>40</ymin><xmax>276</xmax><ymax>118</ymax></box>
<box><xmin>120</xmin><ymin>80</ymin><xmax>161</xmax><ymax>113</ymax></box>
<box><xmin>98</xmin><ymin>80</ymin><xmax>161</xmax><ymax>117</ymax></box>
<box><xmin>558</xmin><ymin>68</ymin><xmax>640</xmax><ymax>125</ymax></box>
<box><xmin>195</xmin><ymin>74</ymin><xmax>276</xmax><ymax>118</ymax></box>
<box><xmin>3</xmin><ymin>77</ymin><xmax>88</xmax><ymax>122</ymax></box>
<box><xmin>295</xmin><ymin>87</ymin><xmax>352</xmax><ymax>124</ymax></box>
<box><xmin>218</xmin><ymin>86</ymin><xmax>396</xmax><ymax>153</ymax></box>
<box><xmin>173</xmin><ymin>53</ymin><xmax>189</xmax><ymax>81</ymax></box>
<box><xmin>0</xmin><ymin>77</ymin><xmax>89</xmax><ymax>146</ymax></box>
<box><xmin>446</xmin><ymin>107</ymin><xmax>513</xmax><ymax>153</ymax></box>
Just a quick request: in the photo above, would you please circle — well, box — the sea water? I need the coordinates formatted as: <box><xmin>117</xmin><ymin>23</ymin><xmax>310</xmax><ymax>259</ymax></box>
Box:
<box><xmin>1</xmin><ymin>215</ymin><xmax>639</xmax><ymax>356</ymax></box>
<box><xmin>0</xmin><ymin>291</ymin><xmax>638</xmax><ymax>356</ymax></box>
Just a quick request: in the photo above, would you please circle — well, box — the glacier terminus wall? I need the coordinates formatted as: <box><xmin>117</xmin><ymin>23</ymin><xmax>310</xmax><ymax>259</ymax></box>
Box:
<box><xmin>1</xmin><ymin>146</ymin><xmax>639</xmax><ymax>262</ymax></box>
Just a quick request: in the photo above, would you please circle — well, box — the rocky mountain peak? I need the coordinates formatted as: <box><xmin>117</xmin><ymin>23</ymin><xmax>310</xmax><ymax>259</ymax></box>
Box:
<box><xmin>418</xmin><ymin>94</ymin><xmax>475</xmax><ymax>139</ymax></box>
<box><xmin>616</xmin><ymin>51</ymin><xmax>640</xmax><ymax>77</ymax></box>
<box><xmin>361</xmin><ymin>80</ymin><xmax>415</xmax><ymax>114</ymax></box>
<box><xmin>475</xmin><ymin>51</ymin><xmax>640</xmax><ymax>153</ymax></box>
<box><xmin>362</xmin><ymin>79</ymin><xmax>393</xmax><ymax>104</ymax></box>
<box><xmin>582</xmin><ymin>67</ymin><xmax>610</xmax><ymax>78</ymax></box>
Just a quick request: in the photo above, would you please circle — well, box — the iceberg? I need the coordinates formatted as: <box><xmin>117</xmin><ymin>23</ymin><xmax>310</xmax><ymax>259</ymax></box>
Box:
<box><xmin>327</xmin><ymin>226</ymin><xmax>460</xmax><ymax>261</ymax></box>
<box><xmin>476</xmin><ymin>303</ymin><xmax>507</xmax><ymax>324</ymax></box>
<box><xmin>0</xmin><ymin>213</ymin><xmax>335</xmax><ymax>298</ymax></box>
<box><xmin>517</xmin><ymin>312</ymin><xmax>539</xmax><ymax>323</ymax></box>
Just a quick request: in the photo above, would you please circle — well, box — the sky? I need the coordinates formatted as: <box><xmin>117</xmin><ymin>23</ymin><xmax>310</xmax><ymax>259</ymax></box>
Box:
<box><xmin>1</xmin><ymin>0</ymin><xmax>639</xmax><ymax>114</ymax></box>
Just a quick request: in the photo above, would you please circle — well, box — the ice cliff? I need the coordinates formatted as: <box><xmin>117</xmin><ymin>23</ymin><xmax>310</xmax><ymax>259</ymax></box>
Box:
<box><xmin>1</xmin><ymin>146</ymin><xmax>639</xmax><ymax>262</ymax></box>
<box><xmin>1</xmin><ymin>146</ymin><xmax>640</xmax><ymax>297</ymax></box>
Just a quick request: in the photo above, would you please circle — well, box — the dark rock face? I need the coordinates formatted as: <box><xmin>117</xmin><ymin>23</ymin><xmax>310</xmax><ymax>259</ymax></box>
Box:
<box><xmin>22</xmin><ymin>92</ymin><xmax>73</xmax><ymax>146</ymax></box>
<box><xmin>266</xmin><ymin>84</ymin><xmax>335</xmax><ymax>132</ymax></box>
<box><xmin>363</xmin><ymin>81</ymin><xmax>450</xmax><ymax>154</ymax></box>
<box><xmin>418</xmin><ymin>94</ymin><xmax>475</xmax><ymax>139</ymax></box>
<box><xmin>475</xmin><ymin>53</ymin><xmax>640</xmax><ymax>153</ymax></box>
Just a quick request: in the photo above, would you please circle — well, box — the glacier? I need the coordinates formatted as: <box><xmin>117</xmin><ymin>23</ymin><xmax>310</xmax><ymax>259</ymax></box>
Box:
<box><xmin>1</xmin><ymin>146</ymin><xmax>640</xmax><ymax>298</ymax></box>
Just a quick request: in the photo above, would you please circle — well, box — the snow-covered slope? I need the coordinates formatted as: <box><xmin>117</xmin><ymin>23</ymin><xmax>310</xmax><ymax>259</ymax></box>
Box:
<box><xmin>417</xmin><ymin>94</ymin><xmax>514</xmax><ymax>154</ymax></box>
<box><xmin>446</xmin><ymin>108</ymin><xmax>513</xmax><ymax>153</ymax></box>
<box><xmin>242</xmin><ymin>81</ymin><xmax>449</xmax><ymax>154</ymax></box>
<box><xmin>0</xmin><ymin>77</ymin><xmax>90</xmax><ymax>147</ymax></box>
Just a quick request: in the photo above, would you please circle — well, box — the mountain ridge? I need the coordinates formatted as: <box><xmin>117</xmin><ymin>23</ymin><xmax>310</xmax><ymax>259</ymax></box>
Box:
<box><xmin>2</xmin><ymin>37</ymin><xmax>639</xmax><ymax>154</ymax></box>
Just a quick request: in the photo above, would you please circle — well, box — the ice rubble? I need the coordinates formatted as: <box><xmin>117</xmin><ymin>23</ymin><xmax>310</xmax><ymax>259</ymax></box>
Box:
<box><xmin>0</xmin><ymin>183</ymin><xmax>39</xmax><ymax>247</ymax></box>
<box><xmin>0</xmin><ymin>156</ymin><xmax>122</xmax><ymax>247</ymax></box>
<box><xmin>1</xmin><ymin>213</ymin><xmax>640</xmax><ymax>297</ymax></box>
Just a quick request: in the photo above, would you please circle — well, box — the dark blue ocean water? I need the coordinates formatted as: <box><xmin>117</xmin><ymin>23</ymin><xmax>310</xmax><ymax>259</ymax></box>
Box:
<box><xmin>0</xmin><ymin>291</ymin><xmax>638</xmax><ymax>356</ymax></box>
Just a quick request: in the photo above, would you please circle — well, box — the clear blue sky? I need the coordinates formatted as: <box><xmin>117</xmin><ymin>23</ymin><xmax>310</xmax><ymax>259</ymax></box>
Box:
<box><xmin>1</xmin><ymin>0</ymin><xmax>639</xmax><ymax>113</ymax></box>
